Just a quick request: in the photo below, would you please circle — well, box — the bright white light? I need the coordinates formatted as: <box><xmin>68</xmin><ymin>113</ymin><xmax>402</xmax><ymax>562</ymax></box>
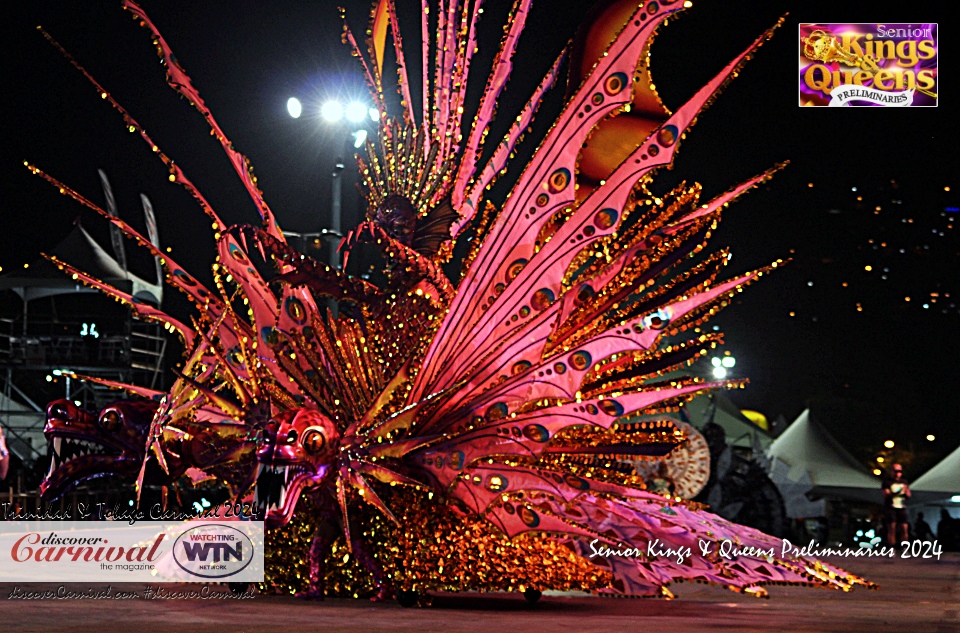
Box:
<box><xmin>712</xmin><ymin>366</ymin><xmax>728</xmax><ymax>379</ymax></box>
<box><xmin>721</xmin><ymin>356</ymin><xmax>736</xmax><ymax>368</ymax></box>
<box><xmin>951</xmin><ymin>495</ymin><xmax>960</xmax><ymax>503</ymax></box>
<box><xmin>321</xmin><ymin>100</ymin><xmax>344</xmax><ymax>123</ymax></box>
<box><xmin>345</xmin><ymin>101</ymin><xmax>368</xmax><ymax>123</ymax></box>
<box><xmin>286</xmin><ymin>97</ymin><xmax>302</xmax><ymax>119</ymax></box>
<box><xmin>369</xmin><ymin>107</ymin><xmax>380</xmax><ymax>121</ymax></box>
<box><xmin>353</xmin><ymin>129</ymin><xmax>368</xmax><ymax>148</ymax></box>
<box><xmin>711</xmin><ymin>357</ymin><xmax>722</xmax><ymax>368</ymax></box>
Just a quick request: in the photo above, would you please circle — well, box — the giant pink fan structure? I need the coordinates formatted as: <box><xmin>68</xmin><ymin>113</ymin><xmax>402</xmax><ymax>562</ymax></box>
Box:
<box><xmin>31</xmin><ymin>0</ymin><xmax>871</xmax><ymax>601</ymax></box>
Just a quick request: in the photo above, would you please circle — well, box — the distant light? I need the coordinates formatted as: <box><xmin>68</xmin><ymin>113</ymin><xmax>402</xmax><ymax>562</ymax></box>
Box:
<box><xmin>807</xmin><ymin>183</ymin><xmax>814</xmax><ymax>188</ymax></box>
<box><xmin>807</xmin><ymin>281</ymin><xmax>814</xmax><ymax>287</ymax></box>
<box><xmin>712</xmin><ymin>366</ymin><xmax>728</xmax><ymax>379</ymax></box>
<box><xmin>884</xmin><ymin>440</ymin><xmax>895</xmax><ymax>449</ymax></box>
<box><xmin>353</xmin><ymin>129</ymin><xmax>368</xmax><ymax>148</ymax></box>
<box><xmin>946</xmin><ymin>186</ymin><xmax>952</xmax><ymax>192</ymax></box>
<box><xmin>286</xmin><ymin>97</ymin><xmax>302</xmax><ymax>119</ymax></box>
<box><xmin>952</xmin><ymin>495</ymin><xmax>960</xmax><ymax>503</ymax></box>
<box><xmin>876</xmin><ymin>456</ymin><xmax>884</xmax><ymax>463</ymax></box>
<box><xmin>721</xmin><ymin>356</ymin><xmax>736</xmax><ymax>368</ymax></box>
<box><xmin>872</xmin><ymin>469</ymin><xmax>882</xmax><ymax>476</ymax></box>
<box><xmin>321</xmin><ymin>100</ymin><xmax>344</xmax><ymax>123</ymax></box>
<box><xmin>45</xmin><ymin>375</ymin><xmax>53</xmax><ymax>382</ymax></box>
<box><xmin>368</xmin><ymin>107</ymin><xmax>380</xmax><ymax>122</ymax></box>
<box><xmin>73</xmin><ymin>400</ymin><xmax>81</xmax><ymax>406</ymax></box>
<box><xmin>711</xmin><ymin>357</ymin><xmax>722</xmax><ymax>368</ymax></box>
<box><xmin>851</xmin><ymin>187</ymin><xmax>858</xmax><ymax>192</ymax></box>
<box><xmin>345</xmin><ymin>101</ymin><xmax>368</xmax><ymax>123</ymax></box>
<box><xmin>946</xmin><ymin>207</ymin><xmax>959</xmax><ymax>213</ymax></box>
<box><xmin>923</xmin><ymin>303</ymin><xmax>930</xmax><ymax>309</ymax></box>
<box><xmin>927</xmin><ymin>434</ymin><xmax>936</xmax><ymax>441</ymax></box>
<box><xmin>864</xmin><ymin>265</ymin><xmax>872</xmax><ymax>272</ymax></box>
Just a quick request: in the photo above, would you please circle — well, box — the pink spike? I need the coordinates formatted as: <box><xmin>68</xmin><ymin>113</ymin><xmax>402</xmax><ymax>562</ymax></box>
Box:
<box><xmin>35</xmin><ymin>28</ymin><xmax>227</xmax><ymax>233</ymax></box>
<box><xmin>420</xmin><ymin>0</ymin><xmax>431</xmax><ymax>146</ymax></box>
<box><xmin>385</xmin><ymin>0</ymin><xmax>415</xmax><ymax>125</ymax></box>
<box><xmin>453</xmin><ymin>0</ymin><xmax>533</xmax><ymax>207</ymax></box>
<box><xmin>453</xmin><ymin>273</ymin><xmax>756</xmax><ymax>416</ymax></box>
<box><xmin>453</xmin><ymin>47</ymin><xmax>566</xmax><ymax>217</ymax></box>
<box><xmin>417</xmin><ymin>382</ymin><xmax>718</xmax><ymax>480</ymax></box>
<box><xmin>62</xmin><ymin>373</ymin><xmax>164</xmax><ymax>401</ymax></box>
<box><xmin>413</xmin><ymin>3</ymin><xmax>676</xmax><ymax>401</ymax></box>
<box><xmin>340</xmin><ymin>18</ymin><xmax>387</xmax><ymax>115</ymax></box>
<box><xmin>123</xmin><ymin>1</ymin><xmax>284</xmax><ymax>242</ymax></box>
<box><xmin>447</xmin><ymin>0</ymin><xmax>485</xmax><ymax>153</ymax></box>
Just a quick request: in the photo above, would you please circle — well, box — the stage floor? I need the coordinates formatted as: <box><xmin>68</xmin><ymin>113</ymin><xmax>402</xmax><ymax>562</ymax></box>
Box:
<box><xmin>2</xmin><ymin>554</ymin><xmax>958</xmax><ymax>633</ymax></box>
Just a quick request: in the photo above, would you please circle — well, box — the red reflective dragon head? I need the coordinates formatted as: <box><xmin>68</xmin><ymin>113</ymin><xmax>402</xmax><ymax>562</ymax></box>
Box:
<box><xmin>40</xmin><ymin>398</ymin><xmax>158</xmax><ymax>501</ymax></box>
<box><xmin>255</xmin><ymin>408</ymin><xmax>340</xmax><ymax>529</ymax></box>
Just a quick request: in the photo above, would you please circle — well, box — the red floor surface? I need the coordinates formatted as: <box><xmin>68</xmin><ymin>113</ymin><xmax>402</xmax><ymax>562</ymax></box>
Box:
<box><xmin>1</xmin><ymin>554</ymin><xmax>958</xmax><ymax>633</ymax></box>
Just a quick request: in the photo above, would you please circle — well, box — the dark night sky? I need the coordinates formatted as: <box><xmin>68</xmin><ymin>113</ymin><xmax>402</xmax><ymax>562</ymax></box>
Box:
<box><xmin>4</xmin><ymin>2</ymin><xmax>957</xmax><ymax>468</ymax></box>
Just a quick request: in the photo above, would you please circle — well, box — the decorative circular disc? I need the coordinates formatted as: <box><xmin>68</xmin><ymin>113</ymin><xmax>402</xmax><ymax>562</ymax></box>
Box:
<box><xmin>635</xmin><ymin>420</ymin><xmax>711</xmax><ymax>499</ymax></box>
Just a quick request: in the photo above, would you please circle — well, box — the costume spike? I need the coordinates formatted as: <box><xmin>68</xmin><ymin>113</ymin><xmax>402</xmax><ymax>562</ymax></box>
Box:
<box><xmin>122</xmin><ymin>1</ymin><xmax>283</xmax><ymax>241</ymax></box>
<box><xmin>33</xmin><ymin>27</ymin><xmax>227</xmax><ymax>232</ymax></box>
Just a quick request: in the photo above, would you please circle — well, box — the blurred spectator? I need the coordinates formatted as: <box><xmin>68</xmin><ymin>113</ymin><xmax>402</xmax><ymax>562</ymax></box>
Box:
<box><xmin>882</xmin><ymin>463</ymin><xmax>910</xmax><ymax>545</ymax></box>
<box><xmin>914</xmin><ymin>512</ymin><xmax>934</xmax><ymax>541</ymax></box>
<box><xmin>940</xmin><ymin>509</ymin><xmax>960</xmax><ymax>552</ymax></box>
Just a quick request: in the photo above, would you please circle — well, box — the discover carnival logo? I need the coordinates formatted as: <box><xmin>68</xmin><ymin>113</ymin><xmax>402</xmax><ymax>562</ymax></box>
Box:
<box><xmin>799</xmin><ymin>23</ymin><xmax>937</xmax><ymax>107</ymax></box>
<box><xmin>0</xmin><ymin>521</ymin><xmax>263</xmax><ymax>582</ymax></box>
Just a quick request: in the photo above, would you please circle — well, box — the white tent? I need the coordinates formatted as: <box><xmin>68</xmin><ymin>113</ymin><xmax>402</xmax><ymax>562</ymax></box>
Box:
<box><xmin>0</xmin><ymin>221</ymin><xmax>161</xmax><ymax>305</ymax></box>
<box><xmin>908</xmin><ymin>445</ymin><xmax>960</xmax><ymax>538</ymax></box>
<box><xmin>766</xmin><ymin>409</ymin><xmax>881</xmax><ymax>506</ymax></box>
<box><xmin>912</xmin><ymin>444</ymin><xmax>960</xmax><ymax>500</ymax></box>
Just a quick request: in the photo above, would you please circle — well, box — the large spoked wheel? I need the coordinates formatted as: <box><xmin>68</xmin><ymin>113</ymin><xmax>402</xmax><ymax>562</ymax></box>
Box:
<box><xmin>396</xmin><ymin>589</ymin><xmax>419</xmax><ymax>608</ymax></box>
<box><xmin>523</xmin><ymin>588</ymin><xmax>542</xmax><ymax>604</ymax></box>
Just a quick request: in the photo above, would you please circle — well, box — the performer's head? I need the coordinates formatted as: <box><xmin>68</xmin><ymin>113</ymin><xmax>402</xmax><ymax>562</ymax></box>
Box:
<box><xmin>891</xmin><ymin>463</ymin><xmax>904</xmax><ymax>479</ymax></box>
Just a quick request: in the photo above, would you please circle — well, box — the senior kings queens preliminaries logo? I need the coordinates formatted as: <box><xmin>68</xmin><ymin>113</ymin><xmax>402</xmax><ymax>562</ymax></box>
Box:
<box><xmin>799</xmin><ymin>24</ymin><xmax>937</xmax><ymax>106</ymax></box>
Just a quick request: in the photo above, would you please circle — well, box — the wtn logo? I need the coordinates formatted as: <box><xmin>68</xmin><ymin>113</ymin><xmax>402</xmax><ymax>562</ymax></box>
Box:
<box><xmin>180</xmin><ymin>541</ymin><xmax>243</xmax><ymax>563</ymax></box>
<box><xmin>172</xmin><ymin>523</ymin><xmax>257</xmax><ymax>579</ymax></box>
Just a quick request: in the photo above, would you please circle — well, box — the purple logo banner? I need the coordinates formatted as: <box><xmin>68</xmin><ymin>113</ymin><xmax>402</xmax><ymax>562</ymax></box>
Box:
<box><xmin>799</xmin><ymin>23</ymin><xmax>938</xmax><ymax>107</ymax></box>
